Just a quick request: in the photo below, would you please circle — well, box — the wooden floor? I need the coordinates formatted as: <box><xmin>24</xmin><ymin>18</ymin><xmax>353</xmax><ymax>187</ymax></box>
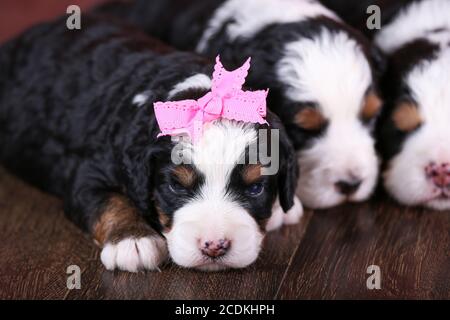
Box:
<box><xmin>0</xmin><ymin>166</ymin><xmax>448</xmax><ymax>299</ymax></box>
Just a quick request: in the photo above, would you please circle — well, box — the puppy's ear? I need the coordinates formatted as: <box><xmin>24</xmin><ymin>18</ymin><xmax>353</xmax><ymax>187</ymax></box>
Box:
<box><xmin>266</xmin><ymin>111</ymin><xmax>298</xmax><ymax>213</ymax></box>
<box><xmin>370</xmin><ymin>45</ymin><xmax>387</xmax><ymax>80</ymax></box>
<box><xmin>121</xmin><ymin>118</ymin><xmax>164</xmax><ymax>216</ymax></box>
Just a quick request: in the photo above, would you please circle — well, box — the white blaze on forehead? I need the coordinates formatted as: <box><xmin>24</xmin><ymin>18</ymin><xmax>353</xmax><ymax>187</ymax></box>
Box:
<box><xmin>181</xmin><ymin>120</ymin><xmax>258</xmax><ymax>194</ymax></box>
<box><xmin>197</xmin><ymin>0</ymin><xmax>339</xmax><ymax>52</ymax></box>
<box><xmin>277</xmin><ymin>29</ymin><xmax>372</xmax><ymax>120</ymax></box>
<box><xmin>166</xmin><ymin>120</ymin><xmax>262</xmax><ymax>270</ymax></box>
<box><xmin>375</xmin><ymin>0</ymin><xmax>450</xmax><ymax>53</ymax></box>
<box><xmin>407</xmin><ymin>48</ymin><xmax>450</xmax><ymax>126</ymax></box>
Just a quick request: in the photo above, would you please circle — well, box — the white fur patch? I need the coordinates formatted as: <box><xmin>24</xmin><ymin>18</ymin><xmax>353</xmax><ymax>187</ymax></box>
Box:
<box><xmin>384</xmin><ymin>48</ymin><xmax>450</xmax><ymax>210</ymax></box>
<box><xmin>100</xmin><ymin>236</ymin><xmax>168</xmax><ymax>272</ymax></box>
<box><xmin>197</xmin><ymin>0</ymin><xmax>338</xmax><ymax>52</ymax></box>
<box><xmin>277</xmin><ymin>29</ymin><xmax>379</xmax><ymax>209</ymax></box>
<box><xmin>168</xmin><ymin>73</ymin><xmax>212</xmax><ymax>98</ymax></box>
<box><xmin>132</xmin><ymin>91</ymin><xmax>152</xmax><ymax>107</ymax></box>
<box><xmin>165</xmin><ymin>120</ymin><xmax>265</xmax><ymax>271</ymax></box>
<box><xmin>375</xmin><ymin>0</ymin><xmax>450</xmax><ymax>53</ymax></box>
<box><xmin>266</xmin><ymin>195</ymin><xmax>303</xmax><ymax>232</ymax></box>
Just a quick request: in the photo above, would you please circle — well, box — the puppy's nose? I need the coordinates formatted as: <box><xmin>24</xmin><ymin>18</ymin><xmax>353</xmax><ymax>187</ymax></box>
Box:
<box><xmin>200</xmin><ymin>239</ymin><xmax>231</xmax><ymax>258</ymax></box>
<box><xmin>426</xmin><ymin>162</ymin><xmax>450</xmax><ymax>188</ymax></box>
<box><xmin>335</xmin><ymin>179</ymin><xmax>362</xmax><ymax>195</ymax></box>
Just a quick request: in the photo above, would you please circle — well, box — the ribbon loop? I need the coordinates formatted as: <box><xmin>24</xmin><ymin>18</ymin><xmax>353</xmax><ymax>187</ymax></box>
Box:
<box><xmin>154</xmin><ymin>56</ymin><xmax>268</xmax><ymax>143</ymax></box>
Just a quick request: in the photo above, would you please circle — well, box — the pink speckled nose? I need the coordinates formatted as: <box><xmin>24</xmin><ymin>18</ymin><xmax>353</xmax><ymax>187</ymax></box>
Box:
<box><xmin>426</xmin><ymin>162</ymin><xmax>450</xmax><ymax>188</ymax></box>
<box><xmin>200</xmin><ymin>239</ymin><xmax>231</xmax><ymax>258</ymax></box>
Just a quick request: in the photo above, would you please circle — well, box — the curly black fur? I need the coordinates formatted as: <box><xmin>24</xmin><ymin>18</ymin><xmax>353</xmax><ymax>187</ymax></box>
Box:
<box><xmin>95</xmin><ymin>0</ymin><xmax>384</xmax><ymax>151</ymax></box>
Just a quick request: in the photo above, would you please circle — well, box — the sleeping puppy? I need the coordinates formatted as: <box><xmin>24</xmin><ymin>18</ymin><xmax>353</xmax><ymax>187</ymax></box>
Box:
<box><xmin>97</xmin><ymin>0</ymin><xmax>384</xmax><ymax>209</ymax></box>
<box><xmin>0</xmin><ymin>15</ymin><xmax>301</xmax><ymax>272</ymax></box>
<box><xmin>374</xmin><ymin>0</ymin><xmax>450</xmax><ymax>210</ymax></box>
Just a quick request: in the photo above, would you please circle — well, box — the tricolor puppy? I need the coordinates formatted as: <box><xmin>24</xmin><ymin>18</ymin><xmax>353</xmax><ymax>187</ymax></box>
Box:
<box><xmin>98</xmin><ymin>0</ymin><xmax>385</xmax><ymax>209</ymax></box>
<box><xmin>374</xmin><ymin>0</ymin><xmax>450</xmax><ymax>210</ymax></box>
<box><xmin>0</xmin><ymin>15</ymin><xmax>301</xmax><ymax>272</ymax></box>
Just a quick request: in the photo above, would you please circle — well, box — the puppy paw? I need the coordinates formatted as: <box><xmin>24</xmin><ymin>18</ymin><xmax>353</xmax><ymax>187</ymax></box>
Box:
<box><xmin>282</xmin><ymin>196</ymin><xmax>303</xmax><ymax>225</ymax></box>
<box><xmin>100</xmin><ymin>236</ymin><xmax>168</xmax><ymax>272</ymax></box>
<box><xmin>266</xmin><ymin>205</ymin><xmax>284</xmax><ymax>232</ymax></box>
<box><xmin>266</xmin><ymin>196</ymin><xmax>304</xmax><ymax>232</ymax></box>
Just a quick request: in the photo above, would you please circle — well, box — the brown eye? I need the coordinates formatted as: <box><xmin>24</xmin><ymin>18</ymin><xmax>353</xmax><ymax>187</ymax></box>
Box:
<box><xmin>294</xmin><ymin>107</ymin><xmax>327</xmax><ymax>131</ymax></box>
<box><xmin>392</xmin><ymin>101</ymin><xmax>422</xmax><ymax>132</ymax></box>
<box><xmin>361</xmin><ymin>91</ymin><xmax>383</xmax><ymax>122</ymax></box>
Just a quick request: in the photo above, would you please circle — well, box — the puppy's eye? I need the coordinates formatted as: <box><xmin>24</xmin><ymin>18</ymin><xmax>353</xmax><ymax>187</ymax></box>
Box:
<box><xmin>246</xmin><ymin>183</ymin><xmax>264</xmax><ymax>196</ymax></box>
<box><xmin>169</xmin><ymin>181</ymin><xmax>187</xmax><ymax>194</ymax></box>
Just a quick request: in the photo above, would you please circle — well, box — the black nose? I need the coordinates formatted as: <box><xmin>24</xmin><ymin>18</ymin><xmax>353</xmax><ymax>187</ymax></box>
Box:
<box><xmin>335</xmin><ymin>179</ymin><xmax>362</xmax><ymax>195</ymax></box>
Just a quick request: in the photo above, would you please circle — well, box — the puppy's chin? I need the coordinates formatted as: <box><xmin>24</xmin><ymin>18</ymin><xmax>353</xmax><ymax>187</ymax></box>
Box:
<box><xmin>164</xmin><ymin>200</ymin><xmax>264</xmax><ymax>271</ymax></box>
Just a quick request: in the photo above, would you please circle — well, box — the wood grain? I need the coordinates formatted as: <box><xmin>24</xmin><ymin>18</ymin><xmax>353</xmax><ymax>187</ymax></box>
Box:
<box><xmin>275</xmin><ymin>199</ymin><xmax>450</xmax><ymax>299</ymax></box>
<box><xmin>0</xmin><ymin>166</ymin><xmax>448</xmax><ymax>299</ymax></box>
<box><xmin>0</xmin><ymin>167</ymin><xmax>312</xmax><ymax>299</ymax></box>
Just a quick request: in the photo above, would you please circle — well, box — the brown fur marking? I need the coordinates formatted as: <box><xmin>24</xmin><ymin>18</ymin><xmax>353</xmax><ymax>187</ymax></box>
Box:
<box><xmin>172</xmin><ymin>165</ymin><xmax>196</xmax><ymax>188</ymax></box>
<box><xmin>294</xmin><ymin>107</ymin><xmax>326</xmax><ymax>130</ymax></box>
<box><xmin>156</xmin><ymin>206</ymin><xmax>172</xmax><ymax>232</ymax></box>
<box><xmin>242</xmin><ymin>164</ymin><xmax>262</xmax><ymax>184</ymax></box>
<box><xmin>361</xmin><ymin>92</ymin><xmax>382</xmax><ymax>120</ymax></box>
<box><xmin>93</xmin><ymin>194</ymin><xmax>155</xmax><ymax>246</ymax></box>
<box><xmin>392</xmin><ymin>101</ymin><xmax>422</xmax><ymax>132</ymax></box>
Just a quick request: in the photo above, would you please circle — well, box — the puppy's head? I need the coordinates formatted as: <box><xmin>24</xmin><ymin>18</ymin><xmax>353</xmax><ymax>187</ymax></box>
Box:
<box><xmin>377</xmin><ymin>42</ymin><xmax>450</xmax><ymax>211</ymax></box>
<box><xmin>146</xmin><ymin>80</ymin><xmax>297</xmax><ymax>271</ymax></box>
<box><xmin>275</xmin><ymin>22</ymin><xmax>383</xmax><ymax>209</ymax></box>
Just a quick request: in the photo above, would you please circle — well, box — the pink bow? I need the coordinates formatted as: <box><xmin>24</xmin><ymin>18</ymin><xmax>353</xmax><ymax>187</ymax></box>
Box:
<box><xmin>154</xmin><ymin>56</ymin><xmax>268</xmax><ymax>143</ymax></box>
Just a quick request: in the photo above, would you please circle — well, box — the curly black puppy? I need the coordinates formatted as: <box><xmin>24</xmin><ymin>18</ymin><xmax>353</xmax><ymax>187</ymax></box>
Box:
<box><xmin>0</xmin><ymin>15</ymin><xmax>301</xmax><ymax>272</ymax></box>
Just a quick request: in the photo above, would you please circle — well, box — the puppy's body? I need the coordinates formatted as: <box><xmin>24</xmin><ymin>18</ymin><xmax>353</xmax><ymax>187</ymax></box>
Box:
<box><xmin>97</xmin><ymin>0</ymin><xmax>383</xmax><ymax>209</ymax></box>
<box><xmin>374</xmin><ymin>0</ymin><xmax>450</xmax><ymax>210</ymax></box>
<box><xmin>0</xmin><ymin>15</ymin><xmax>300</xmax><ymax>271</ymax></box>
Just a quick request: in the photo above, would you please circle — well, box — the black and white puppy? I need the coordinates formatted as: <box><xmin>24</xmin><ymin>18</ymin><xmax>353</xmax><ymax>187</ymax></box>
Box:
<box><xmin>374</xmin><ymin>0</ymin><xmax>450</xmax><ymax>210</ymax></box>
<box><xmin>98</xmin><ymin>0</ymin><xmax>384</xmax><ymax>209</ymax></box>
<box><xmin>0</xmin><ymin>15</ymin><xmax>301</xmax><ymax>272</ymax></box>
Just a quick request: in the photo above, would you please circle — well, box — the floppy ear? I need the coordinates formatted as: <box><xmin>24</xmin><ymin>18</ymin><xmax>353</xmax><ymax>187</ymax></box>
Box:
<box><xmin>121</xmin><ymin>117</ymin><xmax>165</xmax><ymax>217</ymax></box>
<box><xmin>266</xmin><ymin>111</ymin><xmax>299</xmax><ymax>213</ymax></box>
<box><xmin>370</xmin><ymin>45</ymin><xmax>387</xmax><ymax>81</ymax></box>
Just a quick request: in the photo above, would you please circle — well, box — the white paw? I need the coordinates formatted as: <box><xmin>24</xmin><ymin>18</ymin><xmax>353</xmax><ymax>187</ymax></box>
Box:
<box><xmin>100</xmin><ymin>236</ymin><xmax>168</xmax><ymax>272</ymax></box>
<box><xmin>283</xmin><ymin>195</ymin><xmax>303</xmax><ymax>225</ymax></box>
<box><xmin>266</xmin><ymin>204</ymin><xmax>284</xmax><ymax>232</ymax></box>
<box><xmin>266</xmin><ymin>196</ymin><xmax>303</xmax><ymax>232</ymax></box>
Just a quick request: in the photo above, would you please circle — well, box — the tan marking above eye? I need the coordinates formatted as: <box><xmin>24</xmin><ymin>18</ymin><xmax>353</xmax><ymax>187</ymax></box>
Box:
<box><xmin>361</xmin><ymin>92</ymin><xmax>383</xmax><ymax>120</ymax></box>
<box><xmin>242</xmin><ymin>164</ymin><xmax>262</xmax><ymax>184</ymax></box>
<box><xmin>172</xmin><ymin>165</ymin><xmax>196</xmax><ymax>188</ymax></box>
<box><xmin>392</xmin><ymin>101</ymin><xmax>422</xmax><ymax>132</ymax></box>
<box><xmin>294</xmin><ymin>107</ymin><xmax>326</xmax><ymax>130</ymax></box>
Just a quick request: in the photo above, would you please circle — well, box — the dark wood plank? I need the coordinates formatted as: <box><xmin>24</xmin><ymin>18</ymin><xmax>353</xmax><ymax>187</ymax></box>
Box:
<box><xmin>0</xmin><ymin>167</ymin><xmax>311</xmax><ymax>299</ymax></box>
<box><xmin>0</xmin><ymin>167</ymin><xmax>99</xmax><ymax>299</ymax></box>
<box><xmin>275</xmin><ymin>199</ymin><xmax>450</xmax><ymax>299</ymax></box>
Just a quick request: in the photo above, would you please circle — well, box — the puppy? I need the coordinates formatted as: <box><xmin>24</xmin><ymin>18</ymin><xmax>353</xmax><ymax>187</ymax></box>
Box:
<box><xmin>374</xmin><ymin>0</ymin><xmax>450</xmax><ymax>210</ymax></box>
<box><xmin>97</xmin><ymin>0</ymin><xmax>384</xmax><ymax>209</ymax></box>
<box><xmin>0</xmin><ymin>15</ymin><xmax>301</xmax><ymax>272</ymax></box>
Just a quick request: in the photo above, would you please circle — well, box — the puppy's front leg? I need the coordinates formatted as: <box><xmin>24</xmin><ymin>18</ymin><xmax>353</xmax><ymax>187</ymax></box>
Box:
<box><xmin>93</xmin><ymin>194</ymin><xmax>168</xmax><ymax>272</ymax></box>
